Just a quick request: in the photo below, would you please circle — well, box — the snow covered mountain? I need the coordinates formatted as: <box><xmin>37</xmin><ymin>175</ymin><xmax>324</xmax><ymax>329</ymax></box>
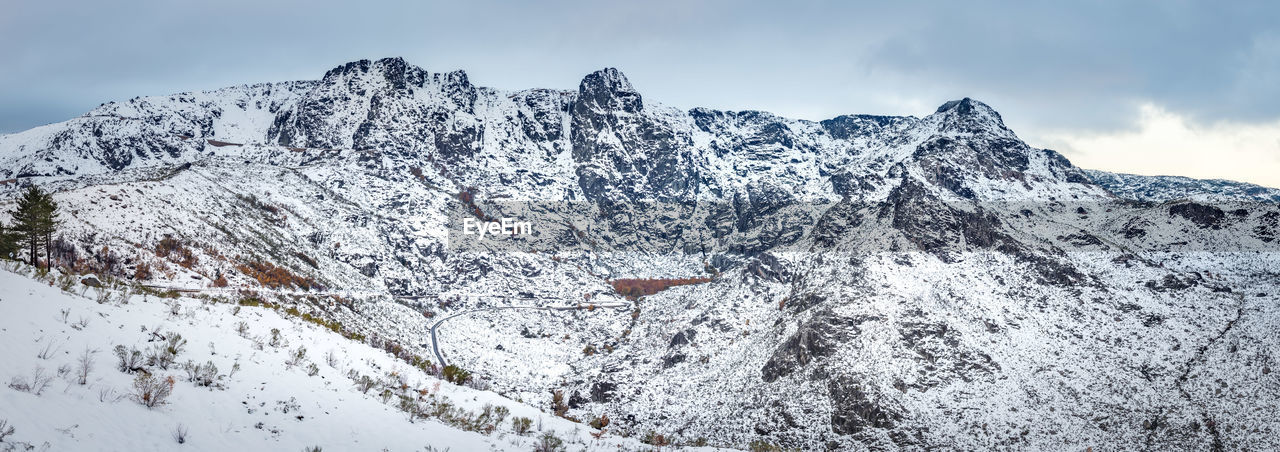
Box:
<box><xmin>1084</xmin><ymin>169</ymin><xmax>1280</xmax><ymax>203</ymax></box>
<box><xmin>1</xmin><ymin>57</ymin><xmax>1278</xmax><ymax>451</ymax></box>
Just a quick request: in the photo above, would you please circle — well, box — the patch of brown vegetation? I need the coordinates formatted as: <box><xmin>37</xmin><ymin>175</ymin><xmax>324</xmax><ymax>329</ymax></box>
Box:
<box><xmin>154</xmin><ymin>235</ymin><xmax>198</xmax><ymax>269</ymax></box>
<box><xmin>205</xmin><ymin>139</ymin><xmax>242</xmax><ymax>147</ymax></box>
<box><xmin>133</xmin><ymin>262</ymin><xmax>153</xmax><ymax>280</ymax></box>
<box><xmin>234</xmin><ymin>260</ymin><xmax>319</xmax><ymax>291</ymax></box>
<box><xmin>609</xmin><ymin>277</ymin><xmax>712</xmax><ymax>299</ymax></box>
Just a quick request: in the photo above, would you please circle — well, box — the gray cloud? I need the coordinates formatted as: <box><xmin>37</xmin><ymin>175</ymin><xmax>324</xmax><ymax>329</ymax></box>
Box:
<box><xmin>1</xmin><ymin>0</ymin><xmax>1277</xmax><ymax>143</ymax></box>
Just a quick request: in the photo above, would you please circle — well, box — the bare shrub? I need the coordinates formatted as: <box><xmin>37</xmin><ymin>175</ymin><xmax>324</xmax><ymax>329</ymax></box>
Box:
<box><xmin>76</xmin><ymin>348</ymin><xmax>96</xmax><ymax>385</ymax></box>
<box><xmin>0</xmin><ymin>419</ymin><xmax>14</xmax><ymax>442</ymax></box>
<box><xmin>534</xmin><ymin>432</ymin><xmax>566</xmax><ymax>452</ymax></box>
<box><xmin>172</xmin><ymin>424</ymin><xmax>188</xmax><ymax>444</ymax></box>
<box><xmin>235</xmin><ymin>322</ymin><xmax>250</xmax><ymax>338</ymax></box>
<box><xmin>36</xmin><ymin>339</ymin><xmax>62</xmax><ymax>360</ymax></box>
<box><xmin>512</xmin><ymin>416</ymin><xmax>533</xmax><ymax>435</ymax></box>
<box><xmin>285</xmin><ymin>346</ymin><xmax>307</xmax><ymax>368</ymax></box>
<box><xmin>306</xmin><ymin>363</ymin><xmax>320</xmax><ymax>377</ymax></box>
<box><xmin>184</xmin><ymin>360</ymin><xmax>223</xmax><ymax>389</ymax></box>
<box><xmin>114</xmin><ymin>345</ymin><xmax>146</xmax><ymax>373</ymax></box>
<box><xmin>147</xmin><ymin>334</ymin><xmax>187</xmax><ymax>370</ymax></box>
<box><xmin>589</xmin><ymin>413</ymin><xmax>610</xmax><ymax>430</ymax></box>
<box><xmin>465</xmin><ymin>375</ymin><xmax>490</xmax><ymax>392</ymax></box>
<box><xmin>72</xmin><ymin>316</ymin><xmax>91</xmax><ymax>330</ymax></box>
<box><xmin>550</xmin><ymin>390</ymin><xmax>569</xmax><ymax>418</ymax></box>
<box><xmin>133</xmin><ymin>373</ymin><xmax>175</xmax><ymax>408</ymax></box>
<box><xmin>479</xmin><ymin>404</ymin><xmax>509</xmax><ymax>427</ymax></box>
<box><xmin>98</xmin><ymin>386</ymin><xmax>123</xmax><ymax>402</ymax></box>
<box><xmin>643</xmin><ymin>431</ymin><xmax>670</xmax><ymax>447</ymax></box>
<box><xmin>399</xmin><ymin>396</ymin><xmax>427</xmax><ymax>423</ymax></box>
<box><xmin>354</xmin><ymin>375</ymin><xmax>376</xmax><ymax>394</ymax></box>
<box><xmin>155</xmin><ymin>235</ymin><xmax>198</xmax><ymax>269</ymax></box>
<box><xmin>8</xmin><ymin>367</ymin><xmax>53</xmax><ymax>395</ymax></box>
<box><xmin>134</xmin><ymin>262</ymin><xmax>153</xmax><ymax>281</ymax></box>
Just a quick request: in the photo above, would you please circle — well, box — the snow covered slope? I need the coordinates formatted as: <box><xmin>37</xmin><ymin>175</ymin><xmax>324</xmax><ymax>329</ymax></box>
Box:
<box><xmin>0</xmin><ymin>263</ymin><xmax>682</xmax><ymax>451</ymax></box>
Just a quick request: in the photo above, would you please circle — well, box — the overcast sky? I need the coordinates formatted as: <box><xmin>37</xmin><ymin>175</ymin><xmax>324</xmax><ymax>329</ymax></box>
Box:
<box><xmin>2</xmin><ymin>0</ymin><xmax>1278</xmax><ymax>186</ymax></box>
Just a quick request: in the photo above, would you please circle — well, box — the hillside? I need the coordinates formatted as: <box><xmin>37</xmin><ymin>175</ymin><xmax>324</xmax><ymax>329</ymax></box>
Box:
<box><xmin>0</xmin><ymin>262</ymin><xmax>686</xmax><ymax>451</ymax></box>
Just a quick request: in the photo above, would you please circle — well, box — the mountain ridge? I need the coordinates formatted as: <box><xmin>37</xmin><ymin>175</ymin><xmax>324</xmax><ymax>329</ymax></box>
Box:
<box><xmin>2</xmin><ymin>57</ymin><xmax>1276</xmax><ymax>195</ymax></box>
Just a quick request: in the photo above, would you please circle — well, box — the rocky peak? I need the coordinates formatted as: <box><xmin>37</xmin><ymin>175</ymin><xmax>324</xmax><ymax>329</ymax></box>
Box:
<box><xmin>436</xmin><ymin>69</ymin><xmax>470</xmax><ymax>88</ymax></box>
<box><xmin>321</xmin><ymin>59</ymin><xmax>373</xmax><ymax>80</ymax></box>
<box><xmin>317</xmin><ymin>57</ymin><xmax>439</xmax><ymax>93</ymax></box>
<box><xmin>928</xmin><ymin>98</ymin><xmax>1012</xmax><ymax>138</ymax></box>
<box><xmin>576</xmin><ymin>68</ymin><xmax>642</xmax><ymax>114</ymax></box>
<box><xmin>935</xmin><ymin>97</ymin><xmax>993</xmax><ymax>116</ymax></box>
<box><xmin>371</xmin><ymin>57</ymin><xmax>423</xmax><ymax>91</ymax></box>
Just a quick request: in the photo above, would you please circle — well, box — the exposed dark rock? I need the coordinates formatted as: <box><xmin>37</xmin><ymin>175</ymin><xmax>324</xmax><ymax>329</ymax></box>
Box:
<box><xmin>662</xmin><ymin>353</ymin><xmax>686</xmax><ymax>369</ymax></box>
<box><xmin>1255</xmin><ymin>211</ymin><xmax>1278</xmax><ymax>242</ymax></box>
<box><xmin>1121</xmin><ymin>219</ymin><xmax>1149</xmax><ymax>239</ymax></box>
<box><xmin>669</xmin><ymin>329</ymin><xmax>696</xmax><ymax>348</ymax></box>
<box><xmin>829</xmin><ymin>376</ymin><xmax>901</xmax><ymax>434</ymax></box>
<box><xmin>812</xmin><ymin>200</ymin><xmax>864</xmax><ymax>248</ymax></box>
<box><xmin>784</xmin><ymin>293</ymin><xmax>826</xmax><ymax>314</ymax></box>
<box><xmin>567</xmin><ymin>390</ymin><xmax>589</xmax><ymax>409</ymax></box>
<box><xmin>746</xmin><ymin>254</ymin><xmax>788</xmax><ymax>283</ymax></box>
<box><xmin>1145</xmin><ymin>273</ymin><xmax>1202</xmax><ymax>292</ymax></box>
<box><xmin>762</xmin><ymin>312</ymin><xmax>877</xmax><ymax>382</ymax></box>
<box><xmin>897</xmin><ymin>319</ymin><xmax>999</xmax><ymax>388</ymax></box>
<box><xmin>1059</xmin><ymin>232</ymin><xmax>1105</xmax><ymax>248</ymax></box>
<box><xmin>590</xmin><ymin>381</ymin><xmax>616</xmax><ymax>403</ymax></box>
<box><xmin>819</xmin><ymin>114</ymin><xmax>908</xmax><ymax>140</ymax></box>
<box><xmin>1169</xmin><ymin>202</ymin><xmax>1225</xmax><ymax>229</ymax></box>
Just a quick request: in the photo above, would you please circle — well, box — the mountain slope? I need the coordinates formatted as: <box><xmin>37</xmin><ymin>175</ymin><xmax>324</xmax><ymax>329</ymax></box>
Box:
<box><xmin>0</xmin><ymin>263</ymin><xmax>664</xmax><ymax>451</ymax></box>
<box><xmin>1</xmin><ymin>57</ymin><xmax>1277</xmax><ymax>450</ymax></box>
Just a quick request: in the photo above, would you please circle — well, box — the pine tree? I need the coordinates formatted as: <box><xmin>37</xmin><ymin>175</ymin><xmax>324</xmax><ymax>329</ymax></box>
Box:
<box><xmin>0</xmin><ymin>220</ymin><xmax>20</xmax><ymax>259</ymax></box>
<box><xmin>10</xmin><ymin>186</ymin><xmax>42</xmax><ymax>267</ymax></box>
<box><xmin>8</xmin><ymin>185</ymin><xmax>60</xmax><ymax>269</ymax></box>
<box><xmin>38</xmin><ymin>189</ymin><xmax>61</xmax><ymax>269</ymax></box>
